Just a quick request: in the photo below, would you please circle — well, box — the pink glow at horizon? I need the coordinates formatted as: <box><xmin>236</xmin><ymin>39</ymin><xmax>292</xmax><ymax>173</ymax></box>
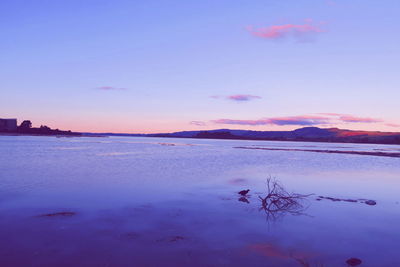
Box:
<box><xmin>5</xmin><ymin>109</ymin><xmax>399</xmax><ymax>134</ymax></box>
<box><xmin>30</xmin><ymin>117</ymin><xmax>189</xmax><ymax>134</ymax></box>
<box><xmin>8</xmin><ymin>110</ymin><xmax>398</xmax><ymax>134</ymax></box>
<box><xmin>25</xmin><ymin>116</ymin><xmax>400</xmax><ymax>134</ymax></box>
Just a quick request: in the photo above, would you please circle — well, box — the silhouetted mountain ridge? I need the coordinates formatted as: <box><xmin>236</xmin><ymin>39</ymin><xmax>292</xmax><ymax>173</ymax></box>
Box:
<box><xmin>140</xmin><ymin>127</ymin><xmax>400</xmax><ymax>145</ymax></box>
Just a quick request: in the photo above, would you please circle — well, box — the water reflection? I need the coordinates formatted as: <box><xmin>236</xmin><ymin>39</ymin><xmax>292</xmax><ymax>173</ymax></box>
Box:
<box><xmin>238</xmin><ymin>196</ymin><xmax>250</xmax><ymax>204</ymax></box>
<box><xmin>256</xmin><ymin>177</ymin><xmax>311</xmax><ymax>221</ymax></box>
<box><xmin>248</xmin><ymin>243</ymin><xmax>324</xmax><ymax>267</ymax></box>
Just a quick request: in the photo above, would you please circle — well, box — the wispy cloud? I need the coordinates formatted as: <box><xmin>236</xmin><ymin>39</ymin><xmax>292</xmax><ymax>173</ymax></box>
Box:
<box><xmin>322</xmin><ymin>113</ymin><xmax>383</xmax><ymax>123</ymax></box>
<box><xmin>213</xmin><ymin>114</ymin><xmax>385</xmax><ymax>127</ymax></box>
<box><xmin>211</xmin><ymin>94</ymin><xmax>262</xmax><ymax>102</ymax></box>
<box><xmin>269</xmin><ymin>115</ymin><xmax>331</xmax><ymax>125</ymax></box>
<box><xmin>212</xmin><ymin>119</ymin><xmax>268</xmax><ymax>126</ymax></box>
<box><xmin>247</xmin><ymin>20</ymin><xmax>324</xmax><ymax>41</ymax></box>
<box><xmin>190</xmin><ymin>121</ymin><xmax>206</xmax><ymax>126</ymax></box>
<box><xmin>339</xmin><ymin>115</ymin><xmax>382</xmax><ymax>123</ymax></box>
<box><xmin>95</xmin><ymin>86</ymin><xmax>127</xmax><ymax>91</ymax></box>
<box><xmin>213</xmin><ymin>115</ymin><xmax>330</xmax><ymax>126</ymax></box>
<box><xmin>227</xmin><ymin>94</ymin><xmax>262</xmax><ymax>101</ymax></box>
<box><xmin>385</xmin><ymin>123</ymin><xmax>400</xmax><ymax>128</ymax></box>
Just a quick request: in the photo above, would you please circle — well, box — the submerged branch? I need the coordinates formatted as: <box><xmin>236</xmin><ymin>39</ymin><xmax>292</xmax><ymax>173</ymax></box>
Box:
<box><xmin>258</xmin><ymin>177</ymin><xmax>312</xmax><ymax>221</ymax></box>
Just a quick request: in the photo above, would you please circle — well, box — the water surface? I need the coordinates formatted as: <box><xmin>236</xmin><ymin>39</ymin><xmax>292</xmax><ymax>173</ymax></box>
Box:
<box><xmin>1</xmin><ymin>136</ymin><xmax>399</xmax><ymax>266</ymax></box>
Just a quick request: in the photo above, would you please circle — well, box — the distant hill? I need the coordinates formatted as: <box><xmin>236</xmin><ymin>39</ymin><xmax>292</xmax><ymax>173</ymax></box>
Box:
<box><xmin>90</xmin><ymin>127</ymin><xmax>400</xmax><ymax>145</ymax></box>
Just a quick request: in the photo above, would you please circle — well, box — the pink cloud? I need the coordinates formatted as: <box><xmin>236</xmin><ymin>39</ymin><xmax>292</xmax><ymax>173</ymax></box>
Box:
<box><xmin>212</xmin><ymin>114</ymin><xmax>385</xmax><ymax>127</ymax></box>
<box><xmin>385</xmin><ymin>123</ymin><xmax>400</xmax><ymax>128</ymax></box>
<box><xmin>95</xmin><ymin>86</ymin><xmax>127</xmax><ymax>91</ymax></box>
<box><xmin>213</xmin><ymin>115</ymin><xmax>331</xmax><ymax>126</ymax></box>
<box><xmin>339</xmin><ymin>115</ymin><xmax>382</xmax><ymax>123</ymax></box>
<box><xmin>318</xmin><ymin>113</ymin><xmax>383</xmax><ymax>123</ymax></box>
<box><xmin>248</xmin><ymin>20</ymin><xmax>324</xmax><ymax>41</ymax></box>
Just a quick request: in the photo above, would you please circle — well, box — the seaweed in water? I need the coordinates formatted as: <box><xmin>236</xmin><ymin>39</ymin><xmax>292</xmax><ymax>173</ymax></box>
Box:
<box><xmin>38</xmin><ymin>211</ymin><xmax>76</xmax><ymax>217</ymax></box>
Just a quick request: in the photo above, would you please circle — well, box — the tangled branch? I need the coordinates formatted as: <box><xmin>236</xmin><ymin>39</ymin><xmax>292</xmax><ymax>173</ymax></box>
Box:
<box><xmin>259</xmin><ymin>177</ymin><xmax>312</xmax><ymax>221</ymax></box>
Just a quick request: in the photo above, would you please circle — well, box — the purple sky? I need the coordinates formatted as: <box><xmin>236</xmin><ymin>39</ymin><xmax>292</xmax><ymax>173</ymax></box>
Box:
<box><xmin>1</xmin><ymin>0</ymin><xmax>399</xmax><ymax>133</ymax></box>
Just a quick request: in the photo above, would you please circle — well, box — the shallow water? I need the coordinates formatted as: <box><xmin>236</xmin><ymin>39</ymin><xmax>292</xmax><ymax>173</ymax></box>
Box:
<box><xmin>1</xmin><ymin>135</ymin><xmax>399</xmax><ymax>266</ymax></box>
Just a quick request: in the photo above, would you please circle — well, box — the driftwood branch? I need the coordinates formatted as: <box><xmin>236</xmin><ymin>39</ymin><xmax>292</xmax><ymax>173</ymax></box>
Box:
<box><xmin>259</xmin><ymin>177</ymin><xmax>312</xmax><ymax>221</ymax></box>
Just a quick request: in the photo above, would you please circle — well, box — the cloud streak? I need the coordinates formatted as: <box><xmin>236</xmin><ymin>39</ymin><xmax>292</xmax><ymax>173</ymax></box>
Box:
<box><xmin>95</xmin><ymin>86</ymin><xmax>127</xmax><ymax>91</ymax></box>
<box><xmin>211</xmin><ymin>94</ymin><xmax>262</xmax><ymax>102</ymax></box>
<box><xmin>385</xmin><ymin>123</ymin><xmax>400</xmax><ymax>128</ymax></box>
<box><xmin>248</xmin><ymin>20</ymin><xmax>324</xmax><ymax>41</ymax></box>
<box><xmin>213</xmin><ymin>114</ymin><xmax>385</xmax><ymax>127</ymax></box>
<box><xmin>213</xmin><ymin>115</ymin><xmax>331</xmax><ymax>126</ymax></box>
<box><xmin>339</xmin><ymin>115</ymin><xmax>382</xmax><ymax>123</ymax></box>
<box><xmin>190</xmin><ymin>121</ymin><xmax>206</xmax><ymax>126</ymax></box>
<box><xmin>227</xmin><ymin>94</ymin><xmax>262</xmax><ymax>101</ymax></box>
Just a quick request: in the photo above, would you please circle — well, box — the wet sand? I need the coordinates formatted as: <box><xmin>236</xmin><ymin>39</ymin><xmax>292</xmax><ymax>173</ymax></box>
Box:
<box><xmin>234</xmin><ymin>146</ymin><xmax>400</xmax><ymax>158</ymax></box>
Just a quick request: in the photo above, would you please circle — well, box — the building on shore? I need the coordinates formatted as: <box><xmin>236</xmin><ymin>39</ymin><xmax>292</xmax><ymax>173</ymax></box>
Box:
<box><xmin>0</xmin><ymin>118</ymin><xmax>18</xmax><ymax>132</ymax></box>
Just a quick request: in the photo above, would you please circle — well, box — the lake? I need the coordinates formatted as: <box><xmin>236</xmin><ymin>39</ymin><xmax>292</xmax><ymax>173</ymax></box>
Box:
<box><xmin>1</xmin><ymin>135</ymin><xmax>399</xmax><ymax>266</ymax></box>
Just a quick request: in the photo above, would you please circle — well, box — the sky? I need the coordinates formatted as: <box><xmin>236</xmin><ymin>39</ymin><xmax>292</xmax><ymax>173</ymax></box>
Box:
<box><xmin>1</xmin><ymin>0</ymin><xmax>399</xmax><ymax>133</ymax></box>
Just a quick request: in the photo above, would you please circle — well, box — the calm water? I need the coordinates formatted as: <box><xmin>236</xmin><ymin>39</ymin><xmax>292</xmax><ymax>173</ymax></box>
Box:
<box><xmin>1</xmin><ymin>136</ymin><xmax>400</xmax><ymax>266</ymax></box>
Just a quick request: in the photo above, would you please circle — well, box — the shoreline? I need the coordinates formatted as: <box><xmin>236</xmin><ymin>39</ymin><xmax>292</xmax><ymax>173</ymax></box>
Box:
<box><xmin>2</xmin><ymin>132</ymin><xmax>400</xmax><ymax>146</ymax></box>
<box><xmin>234</xmin><ymin>146</ymin><xmax>400</xmax><ymax>158</ymax></box>
<box><xmin>0</xmin><ymin>132</ymin><xmax>83</xmax><ymax>137</ymax></box>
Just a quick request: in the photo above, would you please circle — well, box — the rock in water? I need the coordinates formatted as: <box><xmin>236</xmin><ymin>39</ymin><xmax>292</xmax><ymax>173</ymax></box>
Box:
<box><xmin>39</xmin><ymin>211</ymin><xmax>76</xmax><ymax>217</ymax></box>
<box><xmin>346</xmin><ymin>258</ymin><xmax>362</xmax><ymax>266</ymax></box>
<box><xmin>238</xmin><ymin>189</ymin><xmax>250</xmax><ymax>196</ymax></box>
<box><xmin>365</xmin><ymin>200</ymin><xmax>377</xmax><ymax>206</ymax></box>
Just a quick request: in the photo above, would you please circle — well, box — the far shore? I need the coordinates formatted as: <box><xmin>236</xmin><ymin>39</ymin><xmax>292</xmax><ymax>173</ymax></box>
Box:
<box><xmin>3</xmin><ymin>131</ymin><xmax>400</xmax><ymax>147</ymax></box>
<box><xmin>0</xmin><ymin>132</ymin><xmax>84</xmax><ymax>137</ymax></box>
